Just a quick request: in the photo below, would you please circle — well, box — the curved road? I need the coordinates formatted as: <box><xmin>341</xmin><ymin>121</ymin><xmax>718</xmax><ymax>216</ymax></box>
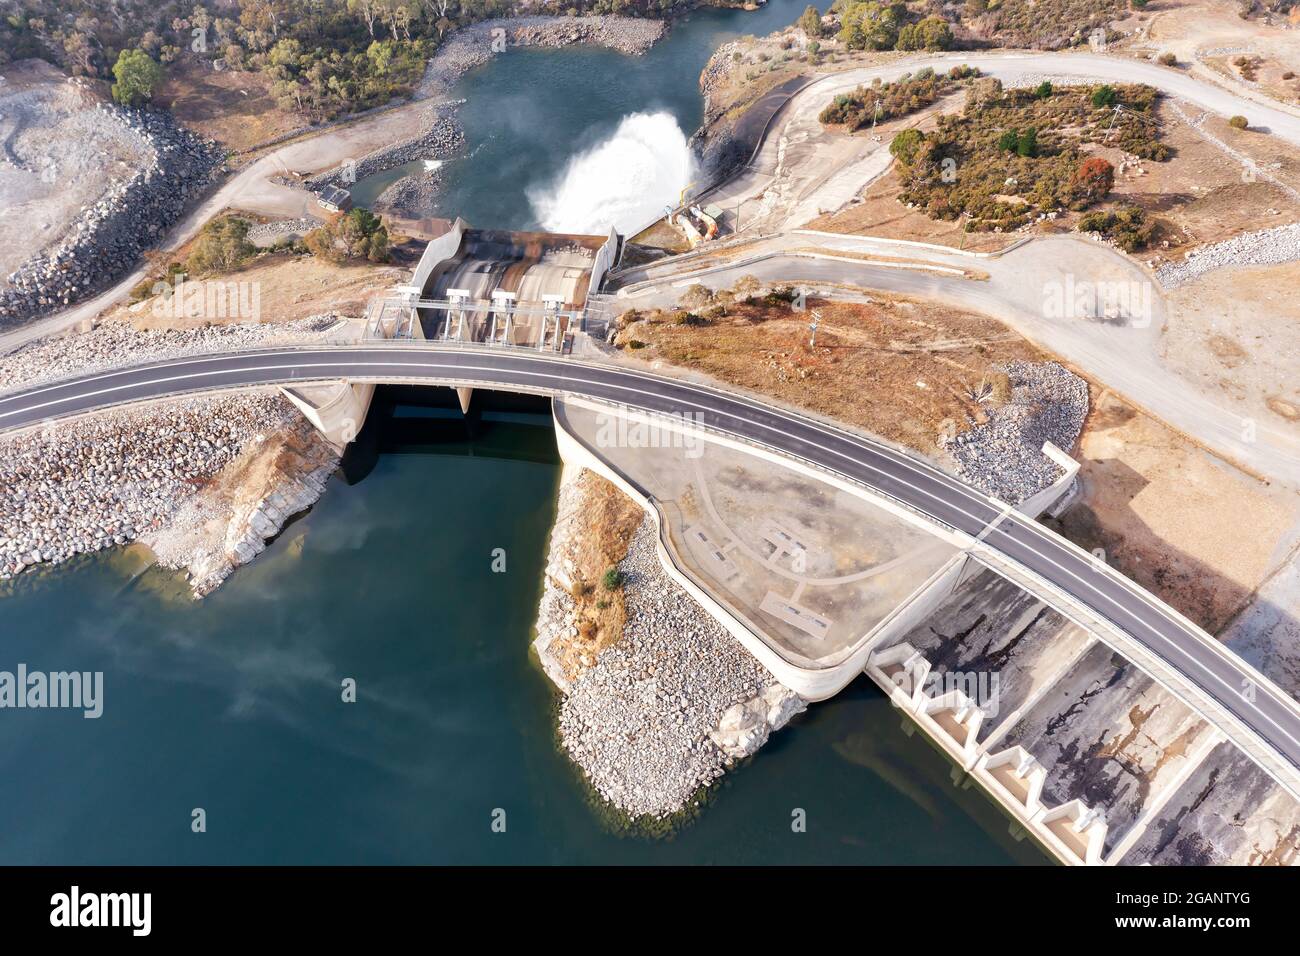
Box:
<box><xmin>611</xmin><ymin>234</ymin><xmax>1300</xmax><ymax>481</ymax></box>
<box><xmin>2</xmin><ymin>344</ymin><xmax>1298</xmax><ymax>783</ymax></box>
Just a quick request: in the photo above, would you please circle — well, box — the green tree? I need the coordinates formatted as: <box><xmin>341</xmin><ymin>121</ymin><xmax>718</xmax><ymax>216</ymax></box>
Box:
<box><xmin>1091</xmin><ymin>84</ymin><xmax>1117</xmax><ymax>108</ymax></box>
<box><xmin>111</xmin><ymin>48</ymin><xmax>163</xmax><ymax>107</ymax></box>
<box><xmin>306</xmin><ymin>207</ymin><xmax>390</xmax><ymax>263</ymax></box>
<box><xmin>186</xmin><ymin>217</ymin><xmax>255</xmax><ymax>274</ymax></box>
<box><xmin>838</xmin><ymin>1</ymin><xmax>904</xmax><ymax>50</ymax></box>
<box><xmin>1016</xmin><ymin>126</ymin><xmax>1038</xmax><ymax>157</ymax></box>
<box><xmin>1033</xmin><ymin>80</ymin><xmax>1053</xmax><ymax>99</ymax></box>
<box><xmin>798</xmin><ymin>5</ymin><xmax>824</xmax><ymax>37</ymax></box>
<box><xmin>889</xmin><ymin>128</ymin><xmax>924</xmax><ymax>164</ymax></box>
<box><xmin>997</xmin><ymin>128</ymin><xmax>1019</xmax><ymax>151</ymax></box>
<box><xmin>898</xmin><ymin>17</ymin><xmax>951</xmax><ymax>51</ymax></box>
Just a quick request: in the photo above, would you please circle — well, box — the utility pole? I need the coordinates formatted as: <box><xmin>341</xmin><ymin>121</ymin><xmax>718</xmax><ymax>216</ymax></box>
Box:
<box><xmin>809</xmin><ymin>309</ymin><xmax>821</xmax><ymax>348</ymax></box>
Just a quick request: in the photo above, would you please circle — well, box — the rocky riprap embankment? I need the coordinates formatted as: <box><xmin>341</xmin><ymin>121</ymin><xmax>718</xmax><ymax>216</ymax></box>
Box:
<box><xmin>417</xmin><ymin>16</ymin><xmax>666</xmax><ymax>99</ymax></box>
<box><xmin>373</xmin><ymin>169</ymin><xmax>445</xmax><ymax>220</ymax></box>
<box><xmin>245</xmin><ymin>218</ymin><xmax>321</xmax><ymax>247</ymax></box>
<box><xmin>307</xmin><ymin>107</ymin><xmax>463</xmax><ymax>194</ymax></box>
<box><xmin>0</xmin><ymin>393</ymin><xmax>302</xmax><ymax>581</ymax></box>
<box><xmin>0</xmin><ymin>315</ymin><xmax>341</xmax><ymax>394</ymax></box>
<box><xmin>1155</xmin><ymin>222</ymin><xmax>1300</xmax><ymax>289</ymax></box>
<box><xmin>144</xmin><ymin>413</ymin><xmax>340</xmax><ymax>597</ymax></box>
<box><xmin>0</xmin><ymin>106</ymin><xmax>223</xmax><ymax>329</ymax></box>
<box><xmin>548</xmin><ymin>511</ymin><xmax>805</xmax><ymax>820</ymax></box>
<box><xmin>943</xmin><ymin>361</ymin><xmax>1088</xmax><ymax>506</ymax></box>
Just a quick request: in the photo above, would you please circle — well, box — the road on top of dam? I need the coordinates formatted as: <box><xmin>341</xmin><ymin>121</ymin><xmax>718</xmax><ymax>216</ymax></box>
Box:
<box><xmin>2</xmin><ymin>343</ymin><xmax>1298</xmax><ymax>787</ymax></box>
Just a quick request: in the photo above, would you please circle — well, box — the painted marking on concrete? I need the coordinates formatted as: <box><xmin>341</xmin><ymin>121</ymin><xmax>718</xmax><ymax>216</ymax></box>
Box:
<box><xmin>759</xmin><ymin>591</ymin><xmax>832</xmax><ymax>639</ymax></box>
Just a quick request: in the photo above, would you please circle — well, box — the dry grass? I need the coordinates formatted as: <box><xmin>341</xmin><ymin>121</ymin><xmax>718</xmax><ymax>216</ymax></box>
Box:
<box><xmin>548</xmin><ymin>470</ymin><xmax>645</xmax><ymax>680</ymax></box>
<box><xmin>616</xmin><ymin>294</ymin><xmax>1043</xmax><ymax>455</ymax></box>
<box><xmin>111</xmin><ymin>252</ymin><xmax>406</xmax><ymax>330</ymax></box>
<box><xmin>158</xmin><ymin>59</ymin><xmax>305</xmax><ymax>154</ymax></box>
<box><xmin>1044</xmin><ymin>389</ymin><xmax>1299</xmax><ymax>633</ymax></box>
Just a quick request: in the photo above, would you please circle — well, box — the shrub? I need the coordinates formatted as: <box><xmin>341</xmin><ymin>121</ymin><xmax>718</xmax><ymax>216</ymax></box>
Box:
<box><xmin>1072</xmin><ymin>157</ymin><xmax>1115</xmax><ymax>202</ymax></box>
<box><xmin>890</xmin><ymin>128</ymin><xmax>925</xmax><ymax>164</ymax></box>
<box><xmin>1158</xmin><ymin>52</ymin><xmax>1177</xmax><ymax>66</ymax></box>
<box><xmin>186</xmin><ymin>217</ymin><xmax>255</xmax><ymax>275</ymax></box>
<box><xmin>1091</xmin><ymin>84</ymin><xmax>1117</xmax><ymax>108</ymax></box>
<box><xmin>819</xmin><ymin>69</ymin><xmax>970</xmax><ymax>130</ymax></box>
<box><xmin>601</xmin><ymin>567</ymin><xmax>625</xmax><ymax>591</ymax></box>
<box><xmin>997</xmin><ymin>128</ymin><xmax>1019</xmax><ymax>151</ymax></box>
<box><xmin>680</xmin><ymin>283</ymin><xmax>715</xmax><ymax>309</ymax></box>
<box><xmin>111</xmin><ymin>48</ymin><xmax>163</xmax><ymax>107</ymax></box>
<box><xmin>1016</xmin><ymin>127</ymin><xmax>1038</xmax><ymax>156</ymax></box>
<box><xmin>1075</xmin><ymin>205</ymin><xmax>1155</xmax><ymax>250</ymax></box>
<box><xmin>1228</xmin><ymin>115</ymin><xmax>1249</xmax><ymax>130</ymax></box>
<box><xmin>1033</xmin><ymin>81</ymin><xmax>1053</xmax><ymax>99</ymax></box>
<box><xmin>799</xmin><ymin>4</ymin><xmax>824</xmax><ymax>37</ymax></box>
<box><xmin>304</xmin><ymin>207</ymin><xmax>389</xmax><ymax>263</ymax></box>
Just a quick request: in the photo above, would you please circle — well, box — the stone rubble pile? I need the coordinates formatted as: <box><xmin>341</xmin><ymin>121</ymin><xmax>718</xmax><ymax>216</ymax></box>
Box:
<box><xmin>1155</xmin><ymin>222</ymin><xmax>1300</xmax><ymax>288</ymax></box>
<box><xmin>0</xmin><ymin>107</ymin><xmax>224</xmax><ymax>329</ymax></box>
<box><xmin>244</xmin><ymin>218</ymin><xmax>321</xmax><ymax>246</ymax></box>
<box><xmin>0</xmin><ymin>315</ymin><xmax>341</xmax><ymax>394</ymax></box>
<box><xmin>373</xmin><ymin>170</ymin><xmax>445</xmax><ymax>220</ymax></box>
<box><xmin>555</xmin><ymin>517</ymin><xmax>805</xmax><ymax>819</ymax></box>
<box><xmin>943</xmin><ymin>361</ymin><xmax>1089</xmax><ymax>505</ymax></box>
<box><xmin>0</xmin><ymin>394</ymin><xmax>298</xmax><ymax>580</ymax></box>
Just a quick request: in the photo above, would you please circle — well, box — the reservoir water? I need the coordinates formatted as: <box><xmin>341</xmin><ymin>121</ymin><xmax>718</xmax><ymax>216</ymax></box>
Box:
<box><xmin>0</xmin><ymin>391</ymin><xmax>1042</xmax><ymax>864</ymax></box>
<box><xmin>0</xmin><ymin>2</ymin><xmax>1048</xmax><ymax>864</ymax></box>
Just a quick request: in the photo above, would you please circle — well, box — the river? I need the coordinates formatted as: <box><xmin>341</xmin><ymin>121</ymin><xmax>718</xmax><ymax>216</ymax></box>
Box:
<box><xmin>0</xmin><ymin>2</ymin><xmax>1046</xmax><ymax>864</ymax></box>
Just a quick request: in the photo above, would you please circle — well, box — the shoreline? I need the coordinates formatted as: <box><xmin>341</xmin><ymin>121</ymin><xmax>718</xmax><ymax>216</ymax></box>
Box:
<box><xmin>533</xmin><ymin>464</ymin><xmax>805</xmax><ymax>824</ymax></box>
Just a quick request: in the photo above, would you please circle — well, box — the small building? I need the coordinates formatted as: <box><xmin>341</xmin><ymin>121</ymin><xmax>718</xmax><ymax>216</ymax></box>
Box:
<box><xmin>317</xmin><ymin>184</ymin><xmax>353</xmax><ymax>214</ymax></box>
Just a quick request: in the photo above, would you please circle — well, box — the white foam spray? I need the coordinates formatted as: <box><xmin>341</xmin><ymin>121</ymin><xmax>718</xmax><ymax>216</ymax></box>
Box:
<box><xmin>529</xmin><ymin>111</ymin><xmax>694</xmax><ymax>235</ymax></box>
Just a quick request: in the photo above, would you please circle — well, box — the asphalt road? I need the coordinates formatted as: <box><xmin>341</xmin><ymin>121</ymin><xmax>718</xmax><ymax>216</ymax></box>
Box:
<box><xmin>2</xmin><ymin>344</ymin><xmax>1298</xmax><ymax>776</ymax></box>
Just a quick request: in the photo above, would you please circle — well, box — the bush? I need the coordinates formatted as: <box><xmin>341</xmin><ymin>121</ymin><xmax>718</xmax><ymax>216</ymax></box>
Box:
<box><xmin>1228</xmin><ymin>115</ymin><xmax>1249</xmax><ymax>130</ymax></box>
<box><xmin>680</xmin><ymin>283</ymin><xmax>715</xmax><ymax>309</ymax></box>
<box><xmin>1158</xmin><ymin>52</ymin><xmax>1177</xmax><ymax>66</ymax></box>
<box><xmin>1075</xmin><ymin>205</ymin><xmax>1155</xmax><ymax>251</ymax></box>
<box><xmin>1033</xmin><ymin>81</ymin><xmax>1053</xmax><ymax>99</ymax></box>
<box><xmin>601</xmin><ymin>567</ymin><xmax>625</xmax><ymax>591</ymax></box>
<box><xmin>799</xmin><ymin>4</ymin><xmax>824</xmax><ymax>37</ymax></box>
<box><xmin>1016</xmin><ymin>127</ymin><xmax>1038</xmax><ymax>156</ymax></box>
<box><xmin>1091</xmin><ymin>84</ymin><xmax>1117</xmax><ymax>108</ymax></box>
<box><xmin>890</xmin><ymin>128</ymin><xmax>926</xmax><ymax>164</ymax></box>
<box><xmin>186</xmin><ymin>217</ymin><xmax>255</xmax><ymax>275</ymax></box>
<box><xmin>1072</xmin><ymin>157</ymin><xmax>1115</xmax><ymax>202</ymax></box>
<box><xmin>820</xmin><ymin>69</ymin><xmax>972</xmax><ymax>130</ymax></box>
<box><xmin>111</xmin><ymin>48</ymin><xmax>163</xmax><ymax>107</ymax></box>
<box><xmin>304</xmin><ymin>207</ymin><xmax>389</xmax><ymax>263</ymax></box>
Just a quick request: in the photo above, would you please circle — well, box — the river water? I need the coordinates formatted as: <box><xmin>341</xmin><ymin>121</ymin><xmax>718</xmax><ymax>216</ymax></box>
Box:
<box><xmin>0</xmin><ymin>4</ymin><xmax>1046</xmax><ymax>864</ymax></box>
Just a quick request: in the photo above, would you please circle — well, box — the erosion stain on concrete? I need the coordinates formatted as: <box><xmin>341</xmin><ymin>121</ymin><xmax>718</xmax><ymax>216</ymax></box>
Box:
<box><xmin>1120</xmin><ymin>740</ymin><xmax>1300</xmax><ymax>866</ymax></box>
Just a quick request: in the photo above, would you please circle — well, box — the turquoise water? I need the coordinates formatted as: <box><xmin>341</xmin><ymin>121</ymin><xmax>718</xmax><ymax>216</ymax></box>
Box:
<box><xmin>0</xmin><ymin>391</ymin><xmax>1044</xmax><ymax>863</ymax></box>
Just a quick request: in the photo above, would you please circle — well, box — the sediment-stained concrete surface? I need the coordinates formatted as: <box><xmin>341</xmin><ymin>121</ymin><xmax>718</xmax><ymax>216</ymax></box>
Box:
<box><xmin>1119</xmin><ymin>740</ymin><xmax>1300</xmax><ymax>866</ymax></box>
<box><xmin>883</xmin><ymin>568</ymin><xmax>1094</xmax><ymax>744</ymax></box>
<box><xmin>1002</xmin><ymin>642</ymin><xmax>1215</xmax><ymax>855</ymax></box>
